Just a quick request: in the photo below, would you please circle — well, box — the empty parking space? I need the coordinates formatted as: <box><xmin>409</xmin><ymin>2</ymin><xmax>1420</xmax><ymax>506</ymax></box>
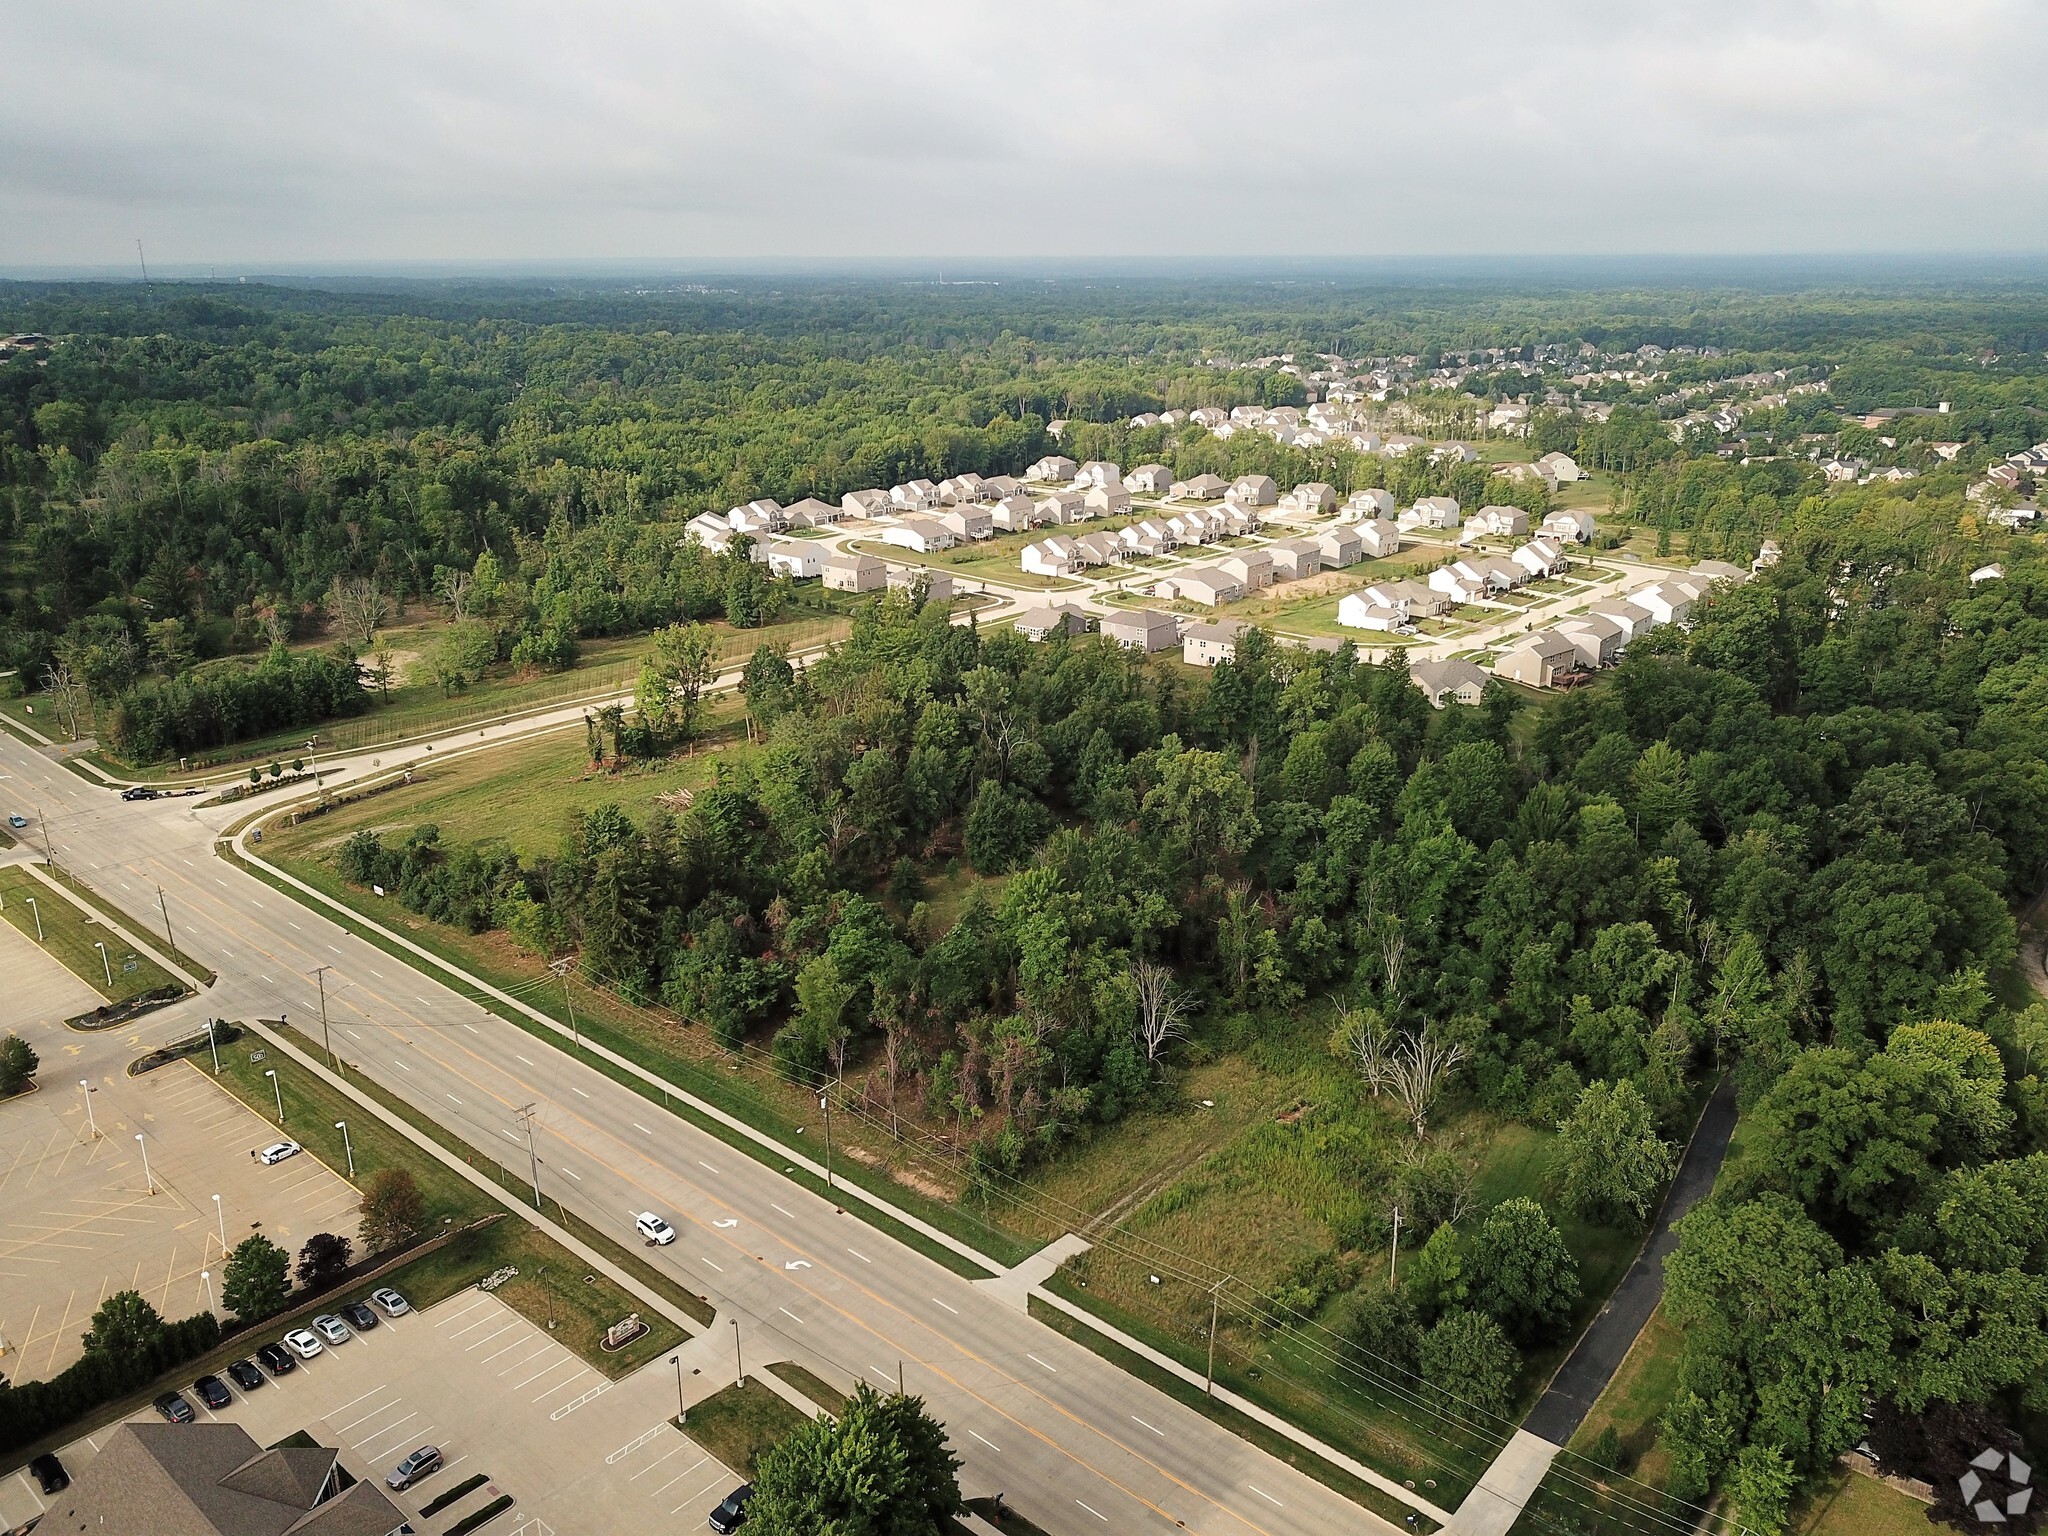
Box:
<box><xmin>0</xmin><ymin>1291</ymin><xmax>738</xmax><ymax>1536</ymax></box>
<box><xmin>0</xmin><ymin>1060</ymin><xmax>358</xmax><ymax>1378</ymax></box>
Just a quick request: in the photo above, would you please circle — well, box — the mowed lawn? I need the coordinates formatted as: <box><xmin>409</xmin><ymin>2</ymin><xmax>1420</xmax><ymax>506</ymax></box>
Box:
<box><xmin>262</xmin><ymin>706</ymin><xmax>741</xmax><ymax>863</ymax></box>
<box><xmin>0</xmin><ymin>865</ymin><xmax>181</xmax><ymax>1002</ymax></box>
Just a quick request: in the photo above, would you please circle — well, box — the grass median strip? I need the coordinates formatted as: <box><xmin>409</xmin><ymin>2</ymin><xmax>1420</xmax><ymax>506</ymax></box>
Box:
<box><xmin>765</xmin><ymin>1360</ymin><xmax>850</xmax><ymax>1416</ymax></box>
<box><xmin>37</xmin><ymin>863</ymin><xmax>218</xmax><ymax>981</ymax></box>
<box><xmin>0</xmin><ymin>865</ymin><xmax>182</xmax><ymax>1001</ymax></box>
<box><xmin>419</xmin><ymin>1473</ymin><xmax>492</xmax><ymax>1517</ymax></box>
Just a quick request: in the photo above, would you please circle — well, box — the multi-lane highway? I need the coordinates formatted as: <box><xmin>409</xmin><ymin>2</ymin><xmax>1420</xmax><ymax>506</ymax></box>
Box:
<box><xmin>0</xmin><ymin>719</ymin><xmax>1408</xmax><ymax>1536</ymax></box>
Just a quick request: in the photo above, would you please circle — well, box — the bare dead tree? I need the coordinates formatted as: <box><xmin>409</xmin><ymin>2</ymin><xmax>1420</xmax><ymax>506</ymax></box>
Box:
<box><xmin>324</xmin><ymin>575</ymin><xmax>389</xmax><ymax>649</ymax></box>
<box><xmin>1333</xmin><ymin>1004</ymin><xmax>1398</xmax><ymax>1097</ymax></box>
<box><xmin>436</xmin><ymin>567</ymin><xmax>473</xmax><ymax>621</ymax></box>
<box><xmin>258</xmin><ymin>603</ymin><xmax>292</xmax><ymax>648</ymax></box>
<box><xmin>1132</xmin><ymin>959</ymin><xmax>1192</xmax><ymax>1063</ymax></box>
<box><xmin>1387</xmin><ymin>1025</ymin><xmax>1468</xmax><ymax>1138</ymax></box>
<box><xmin>42</xmin><ymin>659</ymin><xmax>87</xmax><ymax>741</ymax></box>
<box><xmin>1379</xmin><ymin>921</ymin><xmax>1408</xmax><ymax>1003</ymax></box>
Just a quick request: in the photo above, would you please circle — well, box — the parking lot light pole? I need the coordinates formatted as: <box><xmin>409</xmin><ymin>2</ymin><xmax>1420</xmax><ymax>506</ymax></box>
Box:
<box><xmin>334</xmin><ymin>1121</ymin><xmax>355</xmax><ymax>1179</ymax></box>
<box><xmin>94</xmin><ymin>940</ymin><xmax>112</xmax><ymax>987</ymax></box>
<box><xmin>206</xmin><ymin>1017</ymin><xmax>220</xmax><ymax>1074</ymax></box>
<box><xmin>732</xmin><ymin>1320</ymin><xmax>743</xmax><ymax>1385</ymax></box>
<box><xmin>201</xmin><ymin>1270</ymin><xmax>214</xmax><ymax>1315</ymax></box>
<box><xmin>671</xmin><ymin>1354</ymin><xmax>686</xmax><ymax>1423</ymax></box>
<box><xmin>25</xmin><ymin>895</ymin><xmax>41</xmax><ymax>941</ymax></box>
<box><xmin>78</xmin><ymin>1079</ymin><xmax>99</xmax><ymax>1138</ymax></box>
<box><xmin>265</xmin><ymin>1068</ymin><xmax>284</xmax><ymax>1122</ymax></box>
<box><xmin>135</xmin><ymin>1132</ymin><xmax>156</xmax><ymax>1195</ymax></box>
<box><xmin>212</xmin><ymin>1193</ymin><xmax>227</xmax><ymax>1254</ymax></box>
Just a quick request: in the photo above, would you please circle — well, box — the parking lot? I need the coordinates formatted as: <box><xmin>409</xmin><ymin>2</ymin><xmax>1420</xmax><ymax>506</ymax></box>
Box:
<box><xmin>0</xmin><ymin>1058</ymin><xmax>359</xmax><ymax>1379</ymax></box>
<box><xmin>0</xmin><ymin>1291</ymin><xmax>741</xmax><ymax>1536</ymax></box>
<box><xmin>0</xmin><ymin>914</ymin><xmax>101</xmax><ymax>1030</ymax></box>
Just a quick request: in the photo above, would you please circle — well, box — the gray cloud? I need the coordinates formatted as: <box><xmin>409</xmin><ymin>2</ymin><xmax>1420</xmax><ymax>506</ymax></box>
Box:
<box><xmin>2</xmin><ymin>0</ymin><xmax>2045</xmax><ymax>266</ymax></box>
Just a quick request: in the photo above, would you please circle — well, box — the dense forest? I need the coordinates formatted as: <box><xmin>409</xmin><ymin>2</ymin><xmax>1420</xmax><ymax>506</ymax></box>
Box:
<box><xmin>9</xmin><ymin>271</ymin><xmax>2048</xmax><ymax>1530</ymax></box>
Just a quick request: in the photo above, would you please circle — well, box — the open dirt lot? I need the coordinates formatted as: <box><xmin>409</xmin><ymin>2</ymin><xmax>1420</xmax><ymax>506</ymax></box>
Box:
<box><xmin>0</xmin><ymin>1059</ymin><xmax>359</xmax><ymax>1380</ymax></box>
<box><xmin>0</xmin><ymin>1292</ymin><xmax>742</xmax><ymax>1536</ymax></box>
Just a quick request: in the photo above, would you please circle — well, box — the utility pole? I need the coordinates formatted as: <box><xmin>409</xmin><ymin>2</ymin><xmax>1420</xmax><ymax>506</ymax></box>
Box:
<box><xmin>1389</xmin><ymin>1205</ymin><xmax>1402</xmax><ymax>1289</ymax></box>
<box><xmin>551</xmin><ymin>957</ymin><xmax>580</xmax><ymax>1048</ymax></box>
<box><xmin>310</xmin><ymin>965</ymin><xmax>337</xmax><ymax>1071</ymax></box>
<box><xmin>514</xmin><ymin>1103</ymin><xmax>541</xmax><ymax>1207</ymax></box>
<box><xmin>35</xmin><ymin>806</ymin><xmax>54</xmax><ymax>869</ymax></box>
<box><xmin>819</xmin><ymin>1090</ymin><xmax>834</xmax><ymax>1191</ymax></box>
<box><xmin>1206</xmin><ymin>1283</ymin><xmax>1221</xmax><ymax>1396</ymax></box>
<box><xmin>156</xmin><ymin>884</ymin><xmax>177</xmax><ymax>961</ymax></box>
<box><xmin>671</xmin><ymin>1354</ymin><xmax>686</xmax><ymax>1424</ymax></box>
<box><xmin>732</xmin><ymin>1319</ymin><xmax>743</xmax><ymax>1384</ymax></box>
<box><xmin>897</xmin><ymin>1360</ymin><xmax>905</xmax><ymax>1397</ymax></box>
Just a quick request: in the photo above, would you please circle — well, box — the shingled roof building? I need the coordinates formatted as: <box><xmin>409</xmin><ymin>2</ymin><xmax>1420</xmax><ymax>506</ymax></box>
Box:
<box><xmin>39</xmin><ymin>1421</ymin><xmax>408</xmax><ymax>1536</ymax></box>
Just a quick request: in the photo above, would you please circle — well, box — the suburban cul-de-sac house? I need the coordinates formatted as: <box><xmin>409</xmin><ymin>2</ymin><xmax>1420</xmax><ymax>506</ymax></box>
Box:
<box><xmin>1462</xmin><ymin>504</ymin><xmax>1529</xmax><ymax>540</ymax></box>
<box><xmin>782</xmin><ymin>496</ymin><xmax>842</xmax><ymax>527</ymax></box>
<box><xmin>822</xmin><ymin>551</ymin><xmax>886</xmax><ymax>592</ymax></box>
<box><xmin>1013</xmin><ymin>603</ymin><xmax>1092</xmax><ymax>641</ymax></box>
<box><xmin>1075</xmin><ymin>460</ymin><xmax>1123</xmax><ymax>490</ymax></box>
<box><xmin>1403</xmin><ymin>495</ymin><xmax>1462</xmax><ymax>530</ymax></box>
<box><xmin>888</xmin><ymin>566</ymin><xmax>953</xmax><ymax>601</ymax></box>
<box><xmin>1228</xmin><ymin>473</ymin><xmax>1279</xmax><ymax>507</ymax></box>
<box><xmin>1494</xmin><ymin>629</ymin><xmax>1581</xmax><ymax>687</ymax></box>
<box><xmin>990</xmin><ymin>493</ymin><xmax>1039</xmax><ymax>531</ymax></box>
<box><xmin>1267</xmin><ymin>538</ymin><xmax>1324</xmax><ymax>581</ymax></box>
<box><xmin>938</xmin><ymin>504</ymin><xmax>994</xmax><ymax>540</ymax></box>
<box><xmin>1410</xmin><ymin>657</ymin><xmax>1491</xmax><ymax>707</ymax></box>
<box><xmin>1218</xmin><ymin>549</ymin><xmax>1275</xmax><ymax>591</ymax></box>
<box><xmin>1182</xmin><ymin>618</ymin><xmax>1251</xmax><ymax>667</ymax></box>
<box><xmin>1344</xmin><ymin>488</ymin><xmax>1396</xmax><ymax>520</ymax></box>
<box><xmin>1280</xmin><ymin>481</ymin><xmax>1337</xmax><ymax>514</ymax></box>
<box><xmin>890</xmin><ymin>478</ymin><xmax>940</xmax><ymax>510</ymax></box>
<box><xmin>1022</xmin><ymin>535</ymin><xmax>1087</xmax><ymax>577</ymax></box>
<box><xmin>762</xmin><ymin>538</ymin><xmax>823</xmax><ymax>579</ymax></box>
<box><xmin>1315</xmin><ymin>525</ymin><xmax>1364</xmax><ymax>567</ymax></box>
<box><xmin>879</xmin><ymin>517</ymin><xmax>956</xmax><ymax>553</ymax></box>
<box><xmin>1027</xmin><ymin>454</ymin><xmax>1079</xmax><ymax>482</ymax></box>
<box><xmin>1157</xmin><ymin>566</ymin><xmax>1244</xmax><ymax>606</ymax></box>
<box><xmin>1085</xmin><ymin>482</ymin><xmax>1132</xmax><ymax>516</ymax></box>
<box><xmin>1100</xmin><ymin>608</ymin><xmax>1182</xmax><ymax>652</ymax></box>
<box><xmin>1124</xmin><ymin>463</ymin><xmax>1174</xmax><ymax>494</ymax></box>
<box><xmin>840</xmin><ymin>488</ymin><xmax>891</xmax><ymax>519</ymax></box>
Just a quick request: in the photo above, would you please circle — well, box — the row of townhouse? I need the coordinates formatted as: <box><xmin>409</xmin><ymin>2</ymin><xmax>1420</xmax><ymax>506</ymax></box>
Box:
<box><xmin>1487</xmin><ymin>561</ymin><xmax>1746</xmax><ymax>691</ymax></box>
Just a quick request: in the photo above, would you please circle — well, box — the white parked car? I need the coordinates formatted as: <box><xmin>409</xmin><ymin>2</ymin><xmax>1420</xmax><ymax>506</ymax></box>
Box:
<box><xmin>310</xmin><ymin>1314</ymin><xmax>351</xmax><ymax>1345</ymax></box>
<box><xmin>282</xmin><ymin>1328</ymin><xmax>324</xmax><ymax>1360</ymax></box>
<box><xmin>635</xmin><ymin>1212</ymin><xmax>677</xmax><ymax>1246</ymax></box>
<box><xmin>257</xmin><ymin>1141</ymin><xmax>302</xmax><ymax>1166</ymax></box>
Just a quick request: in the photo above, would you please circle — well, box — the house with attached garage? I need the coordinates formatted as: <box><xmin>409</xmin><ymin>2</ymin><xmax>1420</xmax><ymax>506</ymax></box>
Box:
<box><xmin>890</xmin><ymin>479</ymin><xmax>940</xmax><ymax>511</ymax></box>
<box><xmin>1182</xmin><ymin>618</ymin><xmax>1252</xmax><ymax>667</ymax></box>
<box><xmin>1343</xmin><ymin>487</ymin><xmax>1395</xmax><ymax>521</ymax></box>
<box><xmin>840</xmin><ymin>488</ymin><xmax>891</xmax><ymax>519</ymax></box>
<box><xmin>1189</xmin><ymin>407</ymin><xmax>1228</xmax><ymax>428</ymax></box>
<box><xmin>1280</xmin><ymin>481</ymin><xmax>1337</xmax><ymax>514</ymax></box>
<box><xmin>1128</xmin><ymin>411</ymin><xmax>1162</xmax><ymax>429</ymax></box>
<box><xmin>1013</xmin><ymin>604</ymin><xmax>1092</xmax><ymax>641</ymax></box>
<box><xmin>1022</xmin><ymin>536</ymin><xmax>1088</xmax><ymax>577</ymax></box>
<box><xmin>1125</xmin><ymin>463</ymin><xmax>1175</xmax><ymax>494</ymax></box>
<box><xmin>1073</xmin><ymin>531</ymin><xmax>1122</xmax><ymax>566</ymax></box>
<box><xmin>1511</xmin><ymin>537</ymin><xmax>1569</xmax><ymax>580</ymax></box>
<box><xmin>1027</xmin><ymin>454</ymin><xmax>1079</xmax><ymax>483</ymax></box>
<box><xmin>1494</xmin><ymin>630</ymin><xmax>1581</xmax><ymax>688</ymax></box>
<box><xmin>1541</xmin><ymin>508</ymin><xmax>1597</xmax><ymax>544</ymax></box>
<box><xmin>782</xmin><ymin>496</ymin><xmax>842</xmax><ymax>528</ymax></box>
<box><xmin>879</xmin><ymin>517</ymin><xmax>956</xmax><ymax>554</ymax></box>
<box><xmin>990</xmin><ymin>494</ymin><xmax>1040</xmax><ymax>532</ymax></box>
<box><xmin>1228</xmin><ymin>473</ymin><xmax>1279</xmax><ymax>507</ymax></box>
<box><xmin>1157</xmin><ymin>566</ymin><xmax>1244</xmax><ymax>606</ymax></box>
<box><xmin>1535</xmin><ymin>450</ymin><xmax>1583</xmax><ymax>485</ymax></box>
<box><xmin>1626</xmin><ymin>580</ymin><xmax>1698</xmax><ymax>625</ymax></box>
<box><xmin>1461</xmin><ymin>504</ymin><xmax>1529</xmax><ymax>540</ymax></box>
<box><xmin>1035</xmin><ymin>490</ymin><xmax>1090</xmax><ymax>525</ymax></box>
<box><xmin>1587</xmin><ymin>598</ymin><xmax>1654</xmax><ymax>642</ymax></box>
<box><xmin>982</xmin><ymin>474</ymin><xmax>1025</xmax><ymax>500</ymax></box>
<box><xmin>1218</xmin><ymin>549</ymin><xmax>1275</xmax><ymax>591</ymax></box>
<box><xmin>1171</xmin><ymin>472</ymin><xmax>1229</xmax><ymax>501</ymax></box>
<box><xmin>1410</xmin><ymin>658</ymin><xmax>1491</xmax><ymax>707</ymax></box>
<box><xmin>1119</xmin><ymin>518</ymin><xmax>1178</xmax><ymax>557</ymax></box>
<box><xmin>938</xmin><ymin>472</ymin><xmax>987</xmax><ymax>504</ymax></box>
<box><xmin>1403</xmin><ymin>495</ymin><xmax>1462</xmax><ymax>530</ymax></box>
<box><xmin>888</xmin><ymin>567</ymin><xmax>953</xmax><ymax>601</ymax></box>
<box><xmin>1166</xmin><ymin>511</ymin><xmax>1212</xmax><ymax>545</ymax></box>
<box><xmin>727</xmin><ymin>498</ymin><xmax>785</xmax><ymax>534</ymax></box>
<box><xmin>762</xmin><ymin>539</ymin><xmax>823</xmax><ymax>579</ymax></box>
<box><xmin>1100</xmin><ymin>608</ymin><xmax>1182</xmax><ymax>652</ymax></box>
<box><xmin>1428</xmin><ymin>564</ymin><xmax>1491</xmax><ymax>605</ymax></box>
<box><xmin>1337</xmin><ymin>594</ymin><xmax>1404</xmax><ymax>631</ymax></box>
<box><xmin>1075</xmin><ymin>460</ymin><xmax>1123</xmax><ymax>490</ymax></box>
<box><xmin>687</xmin><ymin>511</ymin><xmax>736</xmax><ymax>552</ymax></box>
<box><xmin>822</xmin><ymin>552</ymin><xmax>886</xmax><ymax>592</ymax></box>
<box><xmin>1552</xmin><ymin>613</ymin><xmax>1624</xmax><ymax>669</ymax></box>
<box><xmin>1362</xmin><ymin>577</ymin><xmax>1446</xmax><ymax>617</ymax></box>
<box><xmin>1085</xmin><ymin>482</ymin><xmax>1133</xmax><ymax>517</ymax></box>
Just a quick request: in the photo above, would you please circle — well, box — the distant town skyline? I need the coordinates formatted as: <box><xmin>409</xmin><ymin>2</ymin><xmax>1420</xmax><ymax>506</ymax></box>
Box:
<box><xmin>5</xmin><ymin>1</ymin><xmax>2045</xmax><ymax>268</ymax></box>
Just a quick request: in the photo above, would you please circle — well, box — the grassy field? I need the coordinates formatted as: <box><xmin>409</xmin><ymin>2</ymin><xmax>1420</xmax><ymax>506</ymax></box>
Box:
<box><xmin>683</xmin><ymin>1378</ymin><xmax>811</xmax><ymax>1476</ymax></box>
<box><xmin>206</xmin><ymin>1027</ymin><xmax>690</xmax><ymax>1375</ymax></box>
<box><xmin>0</xmin><ymin>865</ymin><xmax>182</xmax><ymax>1002</ymax></box>
<box><xmin>1</xmin><ymin>603</ymin><xmax>856</xmax><ymax>779</ymax></box>
<box><xmin>1794</xmin><ymin>1467</ymin><xmax>1937</xmax><ymax>1536</ymax></box>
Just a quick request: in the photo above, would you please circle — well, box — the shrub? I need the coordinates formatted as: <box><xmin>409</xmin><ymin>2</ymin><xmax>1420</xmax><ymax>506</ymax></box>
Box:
<box><xmin>1418</xmin><ymin>1309</ymin><xmax>1519</xmax><ymax>1419</ymax></box>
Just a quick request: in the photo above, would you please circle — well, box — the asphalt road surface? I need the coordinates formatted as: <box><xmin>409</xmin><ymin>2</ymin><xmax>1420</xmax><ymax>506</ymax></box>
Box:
<box><xmin>0</xmin><ymin>723</ymin><xmax>1400</xmax><ymax>1536</ymax></box>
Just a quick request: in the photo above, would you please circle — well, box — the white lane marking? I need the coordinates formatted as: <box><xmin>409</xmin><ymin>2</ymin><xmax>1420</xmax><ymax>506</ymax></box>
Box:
<box><xmin>702</xmin><ymin>1258</ymin><xmax>722</xmax><ymax>1272</ymax></box>
<box><xmin>970</xmin><ymin>1429</ymin><xmax>1001</xmax><ymax>1453</ymax></box>
<box><xmin>1249</xmin><ymin>1485</ymin><xmax>1284</xmax><ymax>1508</ymax></box>
<box><xmin>1131</xmin><ymin>1415</ymin><xmax>1163</xmax><ymax>1437</ymax></box>
<box><xmin>288</xmin><ymin>921</ymin><xmax>301</xmax><ymax>930</ymax></box>
<box><xmin>370</xmin><ymin>969</ymin><xmax>384</xmax><ymax>979</ymax></box>
<box><xmin>561</xmin><ymin>1168</ymin><xmax>581</xmax><ymax>1182</ymax></box>
<box><xmin>1026</xmin><ymin>1354</ymin><xmax>1057</xmax><ymax>1373</ymax></box>
<box><xmin>463</xmin><ymin>1023</ymin><xmax>479</xmax><ymax>1035</ymax></box>
<box><xmin>771</xmin><ymin>1203</ymin><xmax>794</xmax><ymax>1218</ymax></box>
<box><xmin>394</xmin><ymin>1060</ymin><xmax>412</xmax><ymax>1072</ymax></box>
<box><xmin>869</xmin><ymin>1365</ymin><xmax>894</xmax><ymax>1385</ymax></box>
<box><xmin>931</xmin><ymin>1297</ymin><xmax>958</xmax><ymax>1315</ymax></box>
<box><xmin>697</xmin><ymin>1160</ymin><xmax>719</xmax><ymax>1173</ymax></box>
<box><xmin>847</xmin><ymin>1247</ymin><xmax>870</xmax><ymax>1263</ymax></box>
<box><xmin>1077</xmin><ymin>1501</ymin><xmax>1108</xmax><ymax>1522</ymax></box>
<box><xmin>498</xmin><ymin>1129</ymin><xmax>522</xmax><ymax>1145</ymax></box>
<box><xmin>633</xmin><ymin>1123</ymin><xmax>652</xmax><ymax>1135</ymax></box>
<box><xmin>570</xmin><ymin>1086</ymin><xmax>589</xmax><ymax>1097</ymax></box>
<box><xmin>446</xmin><ymin>1094</ymin><xmax>462</xmax><ymax>1105</ymax></box>
<box><xmin>778</xmin><ymin>1307</ymin><xmax>803</xmax><ymax>1324</ymax></box>
<box><xmin>516</xmin><ymin>1055</ymin><xmax>534</xmax><ymax>1065</ymax></box>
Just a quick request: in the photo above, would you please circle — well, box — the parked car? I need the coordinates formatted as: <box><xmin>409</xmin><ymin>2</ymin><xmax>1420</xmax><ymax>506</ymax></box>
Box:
<box><xmin>386</xmin><ymin>1445</ymin><xmax>443</xmax><ymax>1491</ymax></box>
<box><xmin>282</xmin><ymin>1328</ymin><xmax>324</xmax><ymax>1360</ymax></box>
<box><xmin>257</xmin><ymin>1140</ymin><xmax>302</xmax><ymax>1165</ymax></box>
<box><xmin>310</xmin><ymin>1314</ymin><xmax>351</xmax><ymax>1345</ymax></box>
<box><xmin>255</xmin><ymin>1341</ymin><xmax>298</xmax><ymax>1375</ymax></box>
<box><xmin>370</xmin><ymin>1286</ymin><xmax>410</xmax><ymax>1317</ymax></box>
<box><xmin>28</xmin><ymin>1454</ymin><xmax>69</xmax><ymax>1495</ymax></box>
<box><xmin>707</xmin><ymin>1483</ymin><xmax>754</xmax><ymax>1533</ymax></box>
<box><xmin>225</xmin><ymin>1359</ymin><xmax>267</xmax><ymax>1392</ymax></box>
<box><xmin>192</xmin><ymin>1374</ymin><xmax>233</xmax><ymax>1410</ymax></box>
<box><xmin>342</xmin><ymin>1301</ymin><xmax>378</xmax><ymax>1332</ymax></box>
<box><xmin>636</xmin><ymin>1211</ymin><xmax>678</xmax><ymax>1245</ymax></box>
<box><xmin>153</xmin><ymin>1390</ymin><xmax>196</xmax><ymax>1423</ymax></box>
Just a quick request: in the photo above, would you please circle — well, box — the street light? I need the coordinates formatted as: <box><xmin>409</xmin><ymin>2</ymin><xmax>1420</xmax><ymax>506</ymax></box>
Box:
<box><xmin>819</xmin><ymin>1091</ymin><xmax>834</xmax><ymax>1191</ymax></box>
<box><xmin>24</xmin><ymin>895</ymin><xmax>41</xmax><ymax>941</ymax></box>
<box><xmin>205</xmin><ymin>1017</ymin><xmax>220</xmax><ymax>1075</ymax></box>
<box><xmin>135</xmin><ymin>1132</ymin><xmax>156</xmax><ymax>1195</ymax></box>
<box><xmin>265</xmin><ymin>1068</ymin><xmax>283</xmax><ymax>1122</ymax></box>
<box><xmin>79</xmin><ymin>1079</ymin><xmax>99</xmax><ymax>1139</ymax></box>
<box><xmin>94</xmin><ymin>940</ymin><xmax>112</xmax><ymax>987</ymax></box>
<box><xmin>671</xmin><ymin>1354</ymin><xmax>687</xmax><ymax>1424</ymax></box>
<box><xmin>200</xmin><ymin>1270</ymin><xmax>215</xmax><ymax>1314</ymax></box>
<box><xmin>334</xmin><ymin>1121</ymin><xmax>355</xmax><ymax>1179</ymax></box>
<box><xmin>212</xmin><ymin>1194</ymin><xmax>227</xmax><ymax>1255</ymax></box>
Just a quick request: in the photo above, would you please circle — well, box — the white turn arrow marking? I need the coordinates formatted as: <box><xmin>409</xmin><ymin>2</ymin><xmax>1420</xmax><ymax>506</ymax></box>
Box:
<box><xmin>783</xmin><ymin>1260</ymin><xmax>811</xmax><ymax>1271</ymax></box>
<box><xmin>713</xmin><ymin>1219</ymin><xmax>738</xmax><ymax>1229</ymax></box>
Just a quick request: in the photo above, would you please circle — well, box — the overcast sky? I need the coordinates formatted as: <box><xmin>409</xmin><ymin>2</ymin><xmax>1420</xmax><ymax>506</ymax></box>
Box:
<box><xmin>4</xmin><ymin>0</ymin><xmax>2045</xmax><ymax>270</ymax></box>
